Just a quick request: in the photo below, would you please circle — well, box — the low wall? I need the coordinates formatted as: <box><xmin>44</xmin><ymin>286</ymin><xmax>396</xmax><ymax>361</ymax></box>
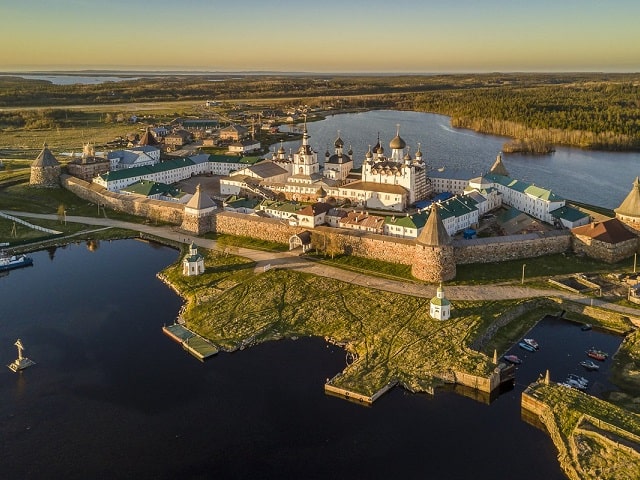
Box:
<box><xmin>215</xmin><ymin>211</ymin><xmax>300</xmax><ymax>243</ymax></box>
<box><xmin>454</xmin><ymin>231</ymin><xmax>571</xmax><ymax>265</ymax></box>
<box><xmin>62</xmin><ymin>175</ymin><xmax>183</xmax><ymax>225</ymax></box>
<box><xmin>573</xmin><ymin>234</ymin><xmax>638</xmax><ymax>263</ymax></box>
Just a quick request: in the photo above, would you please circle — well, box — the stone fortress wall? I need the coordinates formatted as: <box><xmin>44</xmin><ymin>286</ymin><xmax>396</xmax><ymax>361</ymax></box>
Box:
<box><xmin>62</xmin><ymin>176</ymin><xmax>636</xmax><ymax>281</ymax></box>
<box><xmin>63</xmin><ymin>175</ymin><xmax>184</xmax><ymax>224</ymax></box>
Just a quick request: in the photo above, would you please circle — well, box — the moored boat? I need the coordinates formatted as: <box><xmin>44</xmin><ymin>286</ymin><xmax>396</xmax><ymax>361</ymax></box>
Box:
<box><xmin>586</xmin><ymin>349</ymin><xmax>607</xmax><ymax>361</ymax></box>
<box><xmin>567</xmin><ymin>373</ymin><xmax>588</xmax><ymax>386</ymax></box>
<box><xmin>580</xmin><ymin>360</ymin><xmax>600</xmax><ymax>371</ymax></box>
<box><xmin>0</xmin><ymin>252</ymin><xmax>33</xmax><ymax>272</ymax></box>
<box><xmin>518</xmin><ymin>342</ymin><xmax>536</xmax><ymax>352</ymax></box>
<box><xmin>581</xmin><ymin>323</ymin><xmax>592</xmax><ymax>331</ymax></box>
<box><xmin>503</xmin><ymin>354</ymin><xmax>522</xmax><ymax>364</ymax></box>
<box><xmin>523</xmin><ymin>338</ymin><xmax>539</xmax><ymax>349</ymax></box>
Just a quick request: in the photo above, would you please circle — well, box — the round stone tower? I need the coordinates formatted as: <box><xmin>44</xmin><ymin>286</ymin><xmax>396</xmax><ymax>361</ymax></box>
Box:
<box><xmin>412</xmin><ymin>204</ymin><xmax>456</xmax><ymax>282</ymax></box>
<box><xmin>615</xmin><ymin>177</ymin><xmax>640</xmax><ymax>235</ymax></box>
<box><xmin>30</xmin><ymin>143</ymin><xmax>61</xmax><ymax>187</ymax></box>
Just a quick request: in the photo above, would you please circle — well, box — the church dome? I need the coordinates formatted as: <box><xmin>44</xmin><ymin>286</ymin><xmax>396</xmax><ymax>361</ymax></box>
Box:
<box><xmin>390</xmin><ymin>134</ymin><xmax>406</xmax><ymax>150</ymax></box>
<box><xmin>325</xmin><ymin>150</ymin><xmax>330</xmax><ymax>157</ymax></box>
<box><xmin>334</xmin><ymin>136</ymin><xmax>344</xmax><ymax>148</ymax></box>
<box><xmin>403</xmin><ymin>152</ymin><xmax>411</xmax><ymax>161</ymax></box>
<box><xmin>365</xmin><ymin>148</ymin><xmax>373</xmax><ymax>159</ymax></box>
<box><xmin>278</xmin><ymin>145</ymin><xmax>286</xmax><ymax>154</ymax></box>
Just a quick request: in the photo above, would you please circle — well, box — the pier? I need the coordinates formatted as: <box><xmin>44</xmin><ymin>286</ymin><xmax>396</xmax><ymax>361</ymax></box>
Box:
<box><xmin>162</xmin><ymin>324</ymin><xmax>218</xmax><ymax>361</ymax></box>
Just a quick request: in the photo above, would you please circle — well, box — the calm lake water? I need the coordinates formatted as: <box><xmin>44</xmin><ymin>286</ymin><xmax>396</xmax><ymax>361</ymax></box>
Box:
<box><xmin>279</xmin><ymin>110</ymin><xmax>640</xmax><ymax>209</ymax></box>
<box><xmin>0</xmin><ymin>75</ymin><xmax>141</xmax><ymax>85</ymax></box>
<box><xmin>0</xmin><ymin>240</ymin><xmax>625</xmax><ymax>479</ymax></box>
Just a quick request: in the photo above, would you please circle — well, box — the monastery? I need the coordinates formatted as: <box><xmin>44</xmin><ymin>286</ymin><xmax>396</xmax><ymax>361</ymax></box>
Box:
<box><xmin>31</xmin><ymin>124</ymin><xmax>640</xmax><ymax>283</ymax></box>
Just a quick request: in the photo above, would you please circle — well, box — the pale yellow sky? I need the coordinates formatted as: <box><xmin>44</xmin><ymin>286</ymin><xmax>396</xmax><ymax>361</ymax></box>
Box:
<box><xmin>1</xmin><ymin>1</ymin><xmax>639</xmax><ymax>72</ymax></box>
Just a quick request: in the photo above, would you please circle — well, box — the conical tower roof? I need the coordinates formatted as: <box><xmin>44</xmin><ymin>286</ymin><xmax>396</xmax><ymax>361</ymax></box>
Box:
<box><xmin>615</xmin><ymin>177</ymin><xmax>640</xmax><ymax>218</ymax></box>
<box><xmin>489</xmin><ymin>152</ymin><xmax>509</xmax><ymax>177</ymax></box>
<box><xmin>186</xmin><ymin>184</ymin><xmax>216</xmax><ymax>210</ymax></box>
<box><xmin>33</xmin><ymin>143</ymin><xmax>59</xmax><ymax>167</ymax></box>
<box><xmin>417</xmin><ymin>204</ymin><xmax>451</xmax><ymax>246</ymax></box>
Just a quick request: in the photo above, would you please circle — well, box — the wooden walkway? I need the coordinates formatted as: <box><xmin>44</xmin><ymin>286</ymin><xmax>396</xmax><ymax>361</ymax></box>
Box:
<box><xmin>162</xmin><ymin>324</ymin><xmax>218</xmax><ymax>361</ymax></box>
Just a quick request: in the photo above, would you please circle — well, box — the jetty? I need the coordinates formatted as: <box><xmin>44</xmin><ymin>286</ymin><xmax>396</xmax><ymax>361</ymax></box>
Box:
<box><xmin>162</xmin><ymin>323</ymin><xmax>218</xmax><ymax>361</ymax></box>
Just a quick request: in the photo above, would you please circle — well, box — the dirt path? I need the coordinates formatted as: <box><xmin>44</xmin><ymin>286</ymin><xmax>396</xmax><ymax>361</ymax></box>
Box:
<box><xmin>6</xmin><ymin>210</ymin><xmax>640</xmax><ymax>318</ymax></box>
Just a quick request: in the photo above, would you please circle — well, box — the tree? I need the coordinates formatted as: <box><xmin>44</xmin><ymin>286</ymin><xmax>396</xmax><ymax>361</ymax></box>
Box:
<box><xmin>57</xmin><ymin>204</ymin><xmax>66</xmax><ymax>224</ymax></box>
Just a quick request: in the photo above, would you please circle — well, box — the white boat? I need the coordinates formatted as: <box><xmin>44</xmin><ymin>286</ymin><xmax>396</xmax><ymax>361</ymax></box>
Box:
<box><xmin>523</xmin><ymin>338</ymin><xmax>539</xmax><ymax>350</ymax></box>
<box><xmin>567</xmin><ymin>374</ymin><xmax>588</xmax><ymax>386</ymax></box>
<box><xmin>0</xmin><ymin>252</ymin><xmax>33</xmax><ymax>272</ymax></box>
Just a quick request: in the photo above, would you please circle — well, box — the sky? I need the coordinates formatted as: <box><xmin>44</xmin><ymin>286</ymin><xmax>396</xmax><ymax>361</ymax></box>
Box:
<box><xmin>1</xmin><ymin>0</ymin><xmax>639</xmax><ymax>73</ymax></box>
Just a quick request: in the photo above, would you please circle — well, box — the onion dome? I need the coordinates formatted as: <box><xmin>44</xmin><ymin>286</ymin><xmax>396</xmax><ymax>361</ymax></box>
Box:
<box><xmin>334</xmin><ymin>134</ymin><xmax>344</xmax><ymax>148</ymax></box>
<box><xmin>317</xmin><ymin>186</ymin><xmax>327</xmax><ymax>198</ymax></box>
<box><xmin>365</xmin><ymin>147</ymin><xmax>373</xmax><ymax>159</ymax></box>
<box><xmin>403</xmin><ymin>151</ymin><xmax>412</xmax><ymax>162</ymax></box>
<box><xmin>348</xmin><ymin>146</ymin><xmax>353</xmax><ymax>156</ymax></box>
<box><xmin>390</xmin><ymin>134</ymin><xmax>406</xmax><ymax>150</ymax></box>
<box><xmin>277</xmin><ymin>143</ymin><xmax>286</xmax><ymax>155</ymax></box>
<box><xmin>325</xmin><ymin>150</ymin><xmax>330</xmax><ymax>158</ymax></box>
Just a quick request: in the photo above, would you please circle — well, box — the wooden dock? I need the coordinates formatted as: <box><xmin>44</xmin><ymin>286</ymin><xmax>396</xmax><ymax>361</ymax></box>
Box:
<box><xmin>162</xmin><ymin>324</ymin><xmax>218</xmax><ymax>361</ymax></box>
<box><xmin>324</xmin><ymin>380</ymin><xmax>397</xmax><ymax>405</ymax></box>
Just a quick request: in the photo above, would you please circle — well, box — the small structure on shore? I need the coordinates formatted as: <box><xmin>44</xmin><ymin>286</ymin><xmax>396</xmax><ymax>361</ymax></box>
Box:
<box><xmin>429</xmin><ymin>283</ymin><xmax>451</xmax><ymax>320</ymax></box>
<box><xmin>182</xmin><ymin>242</ymin><xmax>205</xmax><ymax>276</ymax></box>
<box><xmin>7</xmin><ymin>339</ymin><xmax>36</xmax><ymax>372</ymax></box>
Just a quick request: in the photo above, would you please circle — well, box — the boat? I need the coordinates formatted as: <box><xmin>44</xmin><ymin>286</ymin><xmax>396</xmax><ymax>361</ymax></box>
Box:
<box><xmin>565</xmin><ymin>378</ymin><xmax>588</xmax><ymax>390</ymax></box>
<box><xmin>0</xmin><ymin>252</ymin><xmax>33</xmax><ymax>272</ymax></box>
<box><xmin>567</xmin><ymin>374</ymin><xmax>588</xmax><ymax>386</ymax></box>
<box><xmin>518</xmin><ymin>342</ymin><xmax>536</xmax><ymax>352</ymax></box>
<box><xmin>581</xmin><ymin>323</ymin><xmax>592</xmax><ymax>331</ymax></box>
<box><xmin>523</xmin><ymin>338</ymin><xmax>539</xmax><ymax>350</ymax></box>
<box><xmin>503</xmin><ymin>354</ymin><xmax>522</xmax><ymax>364</ymax></box>
<box><xmin>586</xmin><ymin>349</ymin><xmax>607</xmax><ymax>361</ymax></box>
<box><xmin>580</xmin><ymin>360</ymin><xmax>600</xmax><ymax>371</ymax></box>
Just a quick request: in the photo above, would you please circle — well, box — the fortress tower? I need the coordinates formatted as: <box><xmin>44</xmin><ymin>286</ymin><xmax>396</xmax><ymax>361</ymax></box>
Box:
<box><xmin>615</xmin><ymin>177</ymin><xmax>640</xmax><ymax>235</ymax></box>
<box><xmin>412</xmin><ymin>204</ymin><xmax>456</xmax><ymax>282</ymax></box>
<box><xmin>489</xmin><ymin>152</ymin><xmax>509</xmax><ymax>177</ymax></box>
<box><xmin>30</xmin><ymin>143</ymin><xmax>61</xmax><ymax>187</ymax></box>
<box><xmin>180</xmin><ymin>184</ymin><xmax>217</xmax><ymax>235</ymax></box>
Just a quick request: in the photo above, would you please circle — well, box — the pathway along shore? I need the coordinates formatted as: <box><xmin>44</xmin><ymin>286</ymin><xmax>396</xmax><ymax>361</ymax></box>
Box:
<box><xmin>6</xmin><ymin>211</ymin><xmax>640</xmax><ymax>319</ymax></box>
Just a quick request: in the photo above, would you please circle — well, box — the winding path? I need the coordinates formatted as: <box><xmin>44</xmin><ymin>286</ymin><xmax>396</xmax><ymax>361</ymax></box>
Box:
<box><xmin>6</xmin><ymin>210</ymin><xmax>640</xmax><ymax>319</ymax></box>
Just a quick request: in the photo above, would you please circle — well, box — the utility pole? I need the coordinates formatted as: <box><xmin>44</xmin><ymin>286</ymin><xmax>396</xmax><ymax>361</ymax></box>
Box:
<box><xmin>521</xmin><ymin>264</ymin><xmax>526</xmax><ymax>284</ymax></box>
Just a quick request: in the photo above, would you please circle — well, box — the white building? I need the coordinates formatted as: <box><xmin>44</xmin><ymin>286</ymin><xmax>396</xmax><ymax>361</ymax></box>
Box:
<box><xmin>430</xmin><ymin>284</ymin><xmax>451</xmax><ymax>320</ymax></box>
<box><xmin>182</xmin><ymin>243</ymin><xmax>205</xmax><ymax>276</ymax></box>
<box><xmin>107</xmin><ymin>146</ymin><xmax>160</xmax><ymax>170</ymax></box>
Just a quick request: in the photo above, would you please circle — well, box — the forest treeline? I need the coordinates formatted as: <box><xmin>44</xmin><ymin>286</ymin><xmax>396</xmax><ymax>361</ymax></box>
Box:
<box><xmin>407</xmin><ymin>82</ymin><xmax>640</xmax><ymax>150</ymax></box>
<box><xmin>1</xmin><ymin>73</ymin><xmax>639</xmax><ymax>150</ymax></box>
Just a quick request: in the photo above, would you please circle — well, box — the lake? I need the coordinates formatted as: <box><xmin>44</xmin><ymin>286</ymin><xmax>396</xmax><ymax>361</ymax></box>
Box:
<box><xmin>0</xmin><ymin>74</ymin><xmax>142</xmax><ymax>85</ymax></box>
<box><xmin>279</xmin><ymin>110</ymin><xmax>640</xmax><ymax>209</ymax></box>
<box><xmin>0</xmin><ymin>239</ymin><xmax>626</xmax><ymax>478</ymax></box>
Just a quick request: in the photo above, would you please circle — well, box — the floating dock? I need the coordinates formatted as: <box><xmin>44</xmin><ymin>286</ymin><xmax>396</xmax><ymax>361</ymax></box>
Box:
<box><xmin>162</xmin><ymin>324</ymin><xmax>218</xmax><ymax>361</ymax></box>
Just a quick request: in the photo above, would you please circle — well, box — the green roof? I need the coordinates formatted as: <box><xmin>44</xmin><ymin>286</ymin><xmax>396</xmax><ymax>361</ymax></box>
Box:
<box><xmin>99</xmin><ymin>157</ymin><xmax>196</xmax><ymax>182</ymax></box>
<box><xmin>550</xmin><ymin>205</ymin><xmax>589</xmax><ymax>222</ymax></box>
<box><xmin>226</xmin><ymin>197</ymin><xmax>260</xmax><ymax>209</ymax></box>
<box><xmin>384</xmin><ymin>211</ymin><xmax>428</xmax><ymax>229</ymax></box>
<box><xmin>430</xmin><ymin>297</ymin><xmax>451</xmax><ymax>306</ymax></box>
<box><xmin>485</xmin><ymin>173</ymin><xmax>563</xmax><ymax>202</ymax></box>
<box><xmin>121</xmin><ymin>180</ymin><xmax>183</xmax><ymax>198</ymax></box>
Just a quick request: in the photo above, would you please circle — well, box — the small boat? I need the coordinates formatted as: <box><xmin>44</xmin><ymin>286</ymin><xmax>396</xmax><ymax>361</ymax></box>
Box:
<box><xmin>503</xmin><ymin>354</ymin><xmax>522</xmax><ymax>364</ymax></box>
<box><xmin>565</xmin><ymin>378</ymin><xmax>588</xmax><ymax>390</ymax></box>
<box><xmin>581</xmin><ymin>323</ymin><xmax>592</xmax><ymax>331</ymax></box>
<box><xmin>567</xmin><ymin>374</ymin><xmax>588</xmax><ymax>386</ymax></box>
<box><xmin>523</xmin><ymin>338</ymin><xmax>539</xmax><ymax>350</ymax></box>
<box><xmin>586</xmin><ymin>349</ymin><xmax>607</xmax><ymax>361</ymax></box>
<box><xmin>519</xmin><ymin>342</ymin><xmax>536</xmax><ymax>352</ymax></box>
<box><xmin>580</xmin><ymin>360</ymin><xmax>600</xmax><ymax>371</ymax></box>
<box><xmin>0</xmin><ymin>252</ymin><xmax>33</xmax><ymax>272</ymax></box>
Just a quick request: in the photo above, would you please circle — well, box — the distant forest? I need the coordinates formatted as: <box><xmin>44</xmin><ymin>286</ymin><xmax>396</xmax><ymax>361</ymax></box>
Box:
<box><xmin>1</xmin><ymin>73</ymin><xmax>639</xmax><ymax>150</ymax></box>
